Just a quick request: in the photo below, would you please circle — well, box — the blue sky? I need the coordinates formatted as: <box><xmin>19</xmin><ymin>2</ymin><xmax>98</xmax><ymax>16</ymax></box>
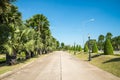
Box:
<box><xmin>15</xmin><ymin>0</ymin><xmax>120</xmax><ymax>47</ymax></box>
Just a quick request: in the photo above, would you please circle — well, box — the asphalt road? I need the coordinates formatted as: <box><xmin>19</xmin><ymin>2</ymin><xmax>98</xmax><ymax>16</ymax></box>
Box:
<box><xmin>1</xmin><ymin>51</ymin><xmax>120</xmax><ymax>80</ymax></box>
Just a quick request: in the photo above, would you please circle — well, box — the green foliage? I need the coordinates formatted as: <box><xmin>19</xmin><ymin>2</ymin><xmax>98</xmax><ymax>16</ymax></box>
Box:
<box><xmin>61</xmin><ymin>42</ymin><xmax>65</xmax><ymax>49</ymax></box>
<box><xmin>73</xmin><ymin>52</ymin><xmax>120</xmax><ymax>77</ymax></box>
<box><xmin>3</xmin><ymin>43</ymin><xmax>13</xmax><ymax>55</ymax></box>
<box><xmin>75</xmin><ymin>45</ymin><xmax>82</xmax><ymax>51</ymax></box>
<box><xmin>112</xmin><ymin>36</ymin><xmax>120</xmax><ymax>50</ymax></box>
<box><xmin>0</xmin><ymin>57</ymin><xmax>6</xmax><ymax>62</ymax></box>
<box><xmin>25</xmin><ymin>14</ymin><xmax>59</xmax><ymax>53</ymax></box>
<box><xmin>98</xmin><ymin>34</ymin><xmax>104</xmax><ymax>50</ymax></box>
<box><xmin>0</xmin><ymin>24</ymin><xmax>11</xmax><ymax>44</ymax></box>
<box><xmin>106</xmin><ymin>32</ymin><xmax>113</xmax><ymax>40</ymax></box>
<box><xmin>104</xmin><ymin>39</ymin><xmax>114</xmax><ymax>55</ymax></box>
<box><xmin>84</xmin><ymin>44</ymin><xmax>88</xmax><ymax>52</ymax></box>
<box><xmin>0</xmin><ymin>1</ymin><xmax>59</xmax><ymax>64</ymax></box>
<box><xmin>92</xmin><ymin>42</ymin><xmax>98</xmax><ymax>53</ymax></box>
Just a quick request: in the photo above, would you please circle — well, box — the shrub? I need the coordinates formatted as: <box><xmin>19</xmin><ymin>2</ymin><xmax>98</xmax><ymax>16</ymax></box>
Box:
<box><xmin>104</xmin><ymin>39</ymin><xmax>114</xmax><ymax>55</ymax></box>
<box><xmin>92</xmin><ymin>42</ymin><xmax>98</xmax><ymax>53</ymax></box>
<box><xmin>84</xmin><ymin>44</ymin><xmax>88</xmax><ymax>52</ymax></box>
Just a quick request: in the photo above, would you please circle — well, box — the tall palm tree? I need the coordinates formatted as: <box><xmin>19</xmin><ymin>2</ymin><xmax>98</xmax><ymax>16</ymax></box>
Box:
<box><xmin>20</xmin><ymin>27</ymin><xmax>35</xmax><ymax>59</ymax></box>
<box><xmin>26</xmin><ymin>14</ymin><xmax>50</xmax><ymax>54</ymax></box>
<box><xmin>2</xmin><ymin>5</ymin><xmax>22</xmax><ymax>65</ymax></box>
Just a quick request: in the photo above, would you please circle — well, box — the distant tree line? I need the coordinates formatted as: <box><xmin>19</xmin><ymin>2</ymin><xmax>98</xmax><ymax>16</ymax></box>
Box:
<box><xmin>60</xmin><ymin>32</ymin><xmax>119</xmax><ymax>55</ymax></box>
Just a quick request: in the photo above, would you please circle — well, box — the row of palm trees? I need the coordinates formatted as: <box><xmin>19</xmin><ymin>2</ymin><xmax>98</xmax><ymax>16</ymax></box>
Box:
<box><xmin>0</xmin><ymin>0</ymin><xmax>59</xmax><ymax>65</ymax></box>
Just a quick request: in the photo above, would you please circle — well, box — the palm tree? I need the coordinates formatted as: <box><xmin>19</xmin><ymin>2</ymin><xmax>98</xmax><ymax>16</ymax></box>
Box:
<box><xmin>112</xmin><ymin>36</ymin><xmax>120</xmax><ymax>50</ymax></box>
<box><xmin>20</xmin><ymin>27</ymin><xmax>36</xmax><ymax>59</ymax></box>
<box><xmin>2</xmin><ymin>5</ymin><xmax>22</xmax><ymax>65</ymax></box>
<box><xmin>98</xmin><ymin>35</ymin><xmax>104</xmax><ymax>50</ymax></box>
<box><xmin>26</xmin><ymin>14</ymin><xmax>51</xmax><ymax>54</ymax></box>
<box><xmin>0</xmin><ymin>0</ymin><xmax>14</xmax><ymax>14</ymax></box>
<box><xmin>106</xmin><ymin>32</ymin><xmax>113</xmax><ymax>40</ymax></box>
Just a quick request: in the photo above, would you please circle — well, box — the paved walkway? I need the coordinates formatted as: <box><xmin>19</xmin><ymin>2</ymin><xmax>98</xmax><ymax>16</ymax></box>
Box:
<box><xmin>1</xmin><ymin>51</ymin><xmax>120</xmax><ymax>80</ymax></box>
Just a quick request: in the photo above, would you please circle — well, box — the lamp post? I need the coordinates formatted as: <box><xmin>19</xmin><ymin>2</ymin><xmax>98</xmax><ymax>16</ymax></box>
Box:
<box><xmin>82</xmin><ymin>18</ymin><xmax>95</xmax><ymax>49</ymax></box>
<box><xmin>88</xmin><ymin>34</ymin><xmax>91</xmax><ymax>61</ymax></box>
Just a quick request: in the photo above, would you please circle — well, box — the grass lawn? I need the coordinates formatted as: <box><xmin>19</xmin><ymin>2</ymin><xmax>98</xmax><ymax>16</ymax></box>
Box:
<box><xmin>0</xmin><ymin>54</ymin><xmax>6</xmax><ymax>64</ymax></box>
<box><xmin>69</xmin><ymin>51</ymin><xmax>120</xmax><ymax>77</ymax></box>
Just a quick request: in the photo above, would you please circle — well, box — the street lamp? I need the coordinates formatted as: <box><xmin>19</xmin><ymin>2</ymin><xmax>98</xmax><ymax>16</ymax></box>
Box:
<box><xmin>82</xmin><ymin>18</ymin><xmax>95</xmax><ymax>48</ymax></box>
<box><xmin>88</xmin><ymin>34</ymin><xmax>91</xmax><ymax>61</ymax></box>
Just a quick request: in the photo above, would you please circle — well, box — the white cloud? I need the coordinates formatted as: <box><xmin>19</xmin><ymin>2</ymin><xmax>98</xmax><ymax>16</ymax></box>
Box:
<box><xmin>89</xmin><ymin>18</ymin><xmax>95</xmax><ymax>22</ymax></box>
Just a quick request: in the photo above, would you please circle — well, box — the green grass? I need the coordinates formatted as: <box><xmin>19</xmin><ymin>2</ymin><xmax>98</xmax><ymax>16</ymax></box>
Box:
<box><xmin>0</xmin><ymin>54</ymin><xmax>5</xmax><ymax>59</ymax></box>
<box><xmin>0</xmin><ymin>57</ymin><xmax>36</xmax><ymax>74</ymax></box>
<box><xmin>69</xmin><ymin>51</ymin><xmax>120</xmax><ymax>77</ymax></box>
<box><xmin>0</xmin><ymin>57</ymin><xmax>6</xmax><ymax>62</ymax></box>
<box><xmin>90</xmin><ymin>55</ymin><xmax>120</xmax><ymax>77</ymax></box>
<box><xmin>0</xmin><ymin>54</ymin><xmax>6</xmax><ymax>63</ymax></box>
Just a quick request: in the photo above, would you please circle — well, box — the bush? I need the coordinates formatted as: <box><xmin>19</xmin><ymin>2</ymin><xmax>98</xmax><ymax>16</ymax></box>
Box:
<box><xmin>92</xmin><ymin>42</ymin><xmax>98</xmax><ymax>53</ymax></box>
<box><xmin>104</xmin><ymin>39</ymin><xmax>114</xmax><ymax>55</ymax></box>
<box><xmin>84</xmin><ymin>44</ymin><xmax>88</xmax><ymax>52</ymax></box>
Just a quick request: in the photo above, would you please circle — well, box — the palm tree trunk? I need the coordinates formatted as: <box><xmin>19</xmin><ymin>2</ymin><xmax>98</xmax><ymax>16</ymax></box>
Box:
<box><xmin>31</xmin><ymin>51</ymin><xmax>34</xmax><ymax>57</ymax></box>
<box><xmin>25</xmin><ymin>51</ymin><xmax>30</xmax><ymax>59</ymax></box>
<box><xmin>6</xmin><ymin>52</ymin><xmax>10</xmax><ymax>64</ymax></box>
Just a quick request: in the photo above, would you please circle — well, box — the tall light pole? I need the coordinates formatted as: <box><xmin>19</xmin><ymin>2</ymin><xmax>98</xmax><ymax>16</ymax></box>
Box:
<box><xmin>88</xmin><ymin>34</ymin><xmax>91</xmax><ymax>61</ymax></box>
<box><xmin>82</xmin><ymin>18</ymin><xmax>95</xmax><ymax>48</ymax></box>
<box><xmin>87</xmin><ymin>18</ymin><xmax>94</xmax><ymax>61</ymax></box>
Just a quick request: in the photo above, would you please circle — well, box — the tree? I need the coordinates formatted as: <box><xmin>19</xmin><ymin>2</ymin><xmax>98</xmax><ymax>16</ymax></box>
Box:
<box><xmin>2</xmin><ymin>5</ymin><xmax>22</xmax><ymax>65</ymax></box>
<box><xmin>78</xmin><ymin>45</ymin><xmax>82</xmax><ymax>51</ymax></box>
<box><xmin>92</xmin><ymin>42</ymin><xmax>98</xmax><ymax>53</ymax></box>
<box><xmin>25</xmin><ymin>14</ymin><xmax>51</xmax><ymax>54</ymax></box>
<box><xmin>84</xmin><ymin>44</ymin><xmax>88</xmax><ymax>52</ymax></box>
<box><xmin>106</xmin><ymin>32</ymin><xmax>113</xmax><ymax>40</ymax></box>
<box><xmin>0</xmin><ymin>2</ymin><xmax>60</xmax><ymax>65</ymax></box>
<box><xmin>0</xmin><ymin>0</ymin><xmax>16</xmax><ymax>14</ymax></box>
<box><xmin>0</xmin><ymin>24</ymin><xmax>11</xmax><ymax>46</ymax></box>
<box><xmin>112</xmin><ymin>36</ymin><xmax>120</xmax><ymax>50</ymax></box>
<box><xmin>104</xmin><ymin>39</ymin><xmax>114</xmax><ymax>55</ymax></box>
<box><xmin>98</xmin><ymin>34</ymin><xmax>104</xmax><ymax>50</ymax></box>
<box><xmin>75</xmin><ymin>45</ymin><xmax>82</xmax><ymax>51</ymax></box>
<box><xmin>56</xmin><ymin>41</ymin><xmax>60</xmax><ymax>49</ymax></box>
<box><xmin>61</xmin><ymin>42</ymin><xmax>65</xmax><ymax>49</ymax></box>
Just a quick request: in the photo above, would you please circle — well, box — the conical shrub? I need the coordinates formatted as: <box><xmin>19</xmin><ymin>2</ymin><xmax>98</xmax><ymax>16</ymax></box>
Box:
<box><xmin>84</xmin><ymin>44</ymin><xmax>88</xmax><ymax>52</ymax></box>
<box><xmin>92</xmin><ymin>42</ymin><xmax>98</xmax><ymax>53</ymax></box>
<box><xmin>104</xmin><ymin>39</ymin><xmax>114</xmax><ymax>55</ymax></box>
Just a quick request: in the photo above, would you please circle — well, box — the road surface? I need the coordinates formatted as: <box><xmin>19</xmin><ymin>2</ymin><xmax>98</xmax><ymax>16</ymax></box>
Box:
<box><xmin>1</xmin><ymin>51</ymin><xmax>120</xmax><ymax>80</ymax></box>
